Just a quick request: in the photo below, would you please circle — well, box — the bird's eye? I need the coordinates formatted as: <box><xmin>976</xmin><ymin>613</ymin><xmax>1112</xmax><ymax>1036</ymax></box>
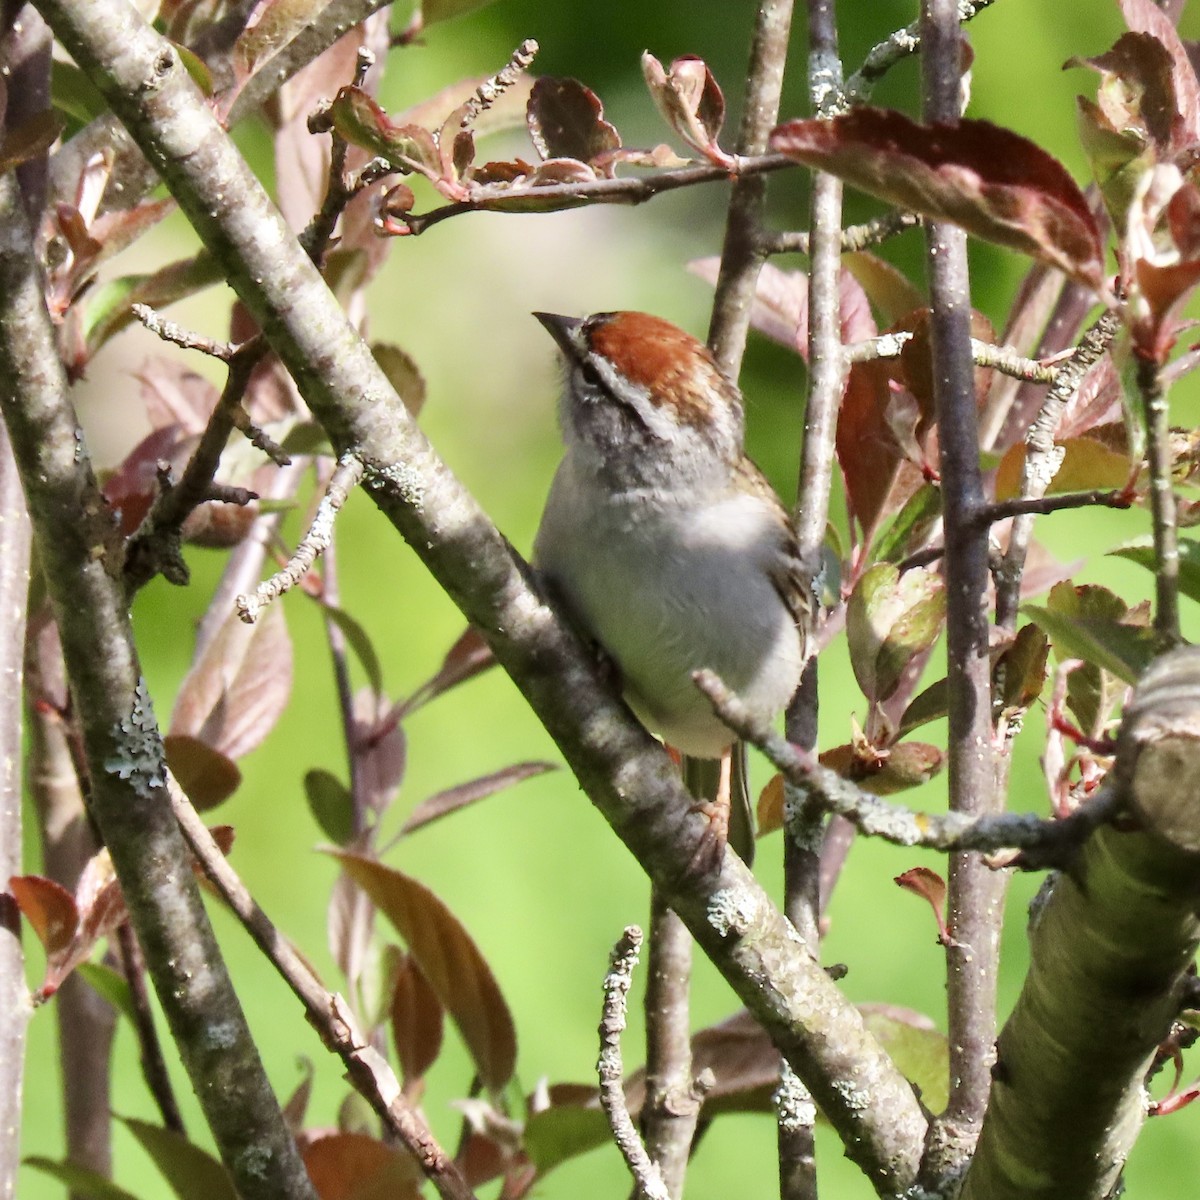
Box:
<box><xmin>579</xmin><ymin>361</ymin><xmax>602</xmax><ymax>388</ymax></box>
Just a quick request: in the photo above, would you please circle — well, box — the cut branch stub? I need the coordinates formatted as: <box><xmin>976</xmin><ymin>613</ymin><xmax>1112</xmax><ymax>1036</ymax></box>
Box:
<box><xmin>962</xmin><ymin>645</ymin><xmax>1200</xmax><ymax>1200</ymax></box>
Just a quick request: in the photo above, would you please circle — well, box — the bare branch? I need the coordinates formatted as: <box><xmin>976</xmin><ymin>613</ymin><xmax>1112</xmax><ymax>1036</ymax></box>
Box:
<box><xmin>0</xmin><ymin>152</ymin><xmax>316</xmax><ymax>1200</ymax></box>
<box><xmin>978</xmin><ymin>489</ymin><xmax>1132</xmax><ymax>525</ymax></box>
<box><xmin>762</xmin><ymin>208</ymin><xmax>922</xmax><ymax>256</ymax></box>
<box><xmin>113</xmin><ymin>922</ymin><xmax>184</xmax><ymax>1133</ymax></box>
<box><xmin>844</xmin><ymin>331</ymin><xmax>1055</xmax><ymax>382</ymax></box>
<box><xmin>237</xmin><ymin>453</ymin><xmax>362</xmax><ymax>623</ymax></box>
<box><xmin>993</xmin><ymin>308</ymin><xmax>1120</xmax><ymax>632</ymax></box>
<box><xmin>401</xmin><ymin>154</ymin><xmax>795</xmax><ymax>236</ymax></box>
<box><xmin>168</xmin><ymin>778</ymin><xmax>478</xmax><ymax>1200</ymax></box>
<box><xmin>694</xmin><ymin>669</ymin><xmax>1118</xmax><ymax>865</ymax></box>
<box><xmin>1137</xmin><ymin>357</ymin><xmax>1181</xmax><ymax>642</ymax></box>
<box><xmin>706</xmin><ymin>0</ymin><xmax>797</xmax><ymax>373</ymax></box>
<box><xmin>962</xmin><ymin>647</ymin><xmax>1200</xmax><ymax>1200</ymax></box>
<box><xmin>131</xmin><ymin>303</ymin><xmax>234</xmax><ymax>360</ymax></box>
<box><xmin>920</xmin><ymin>0</ymin><xmax>1002</xmax><ymax>1154</ymax></box>
<box><xmin>844</xmin><ymin>0</ymin><xmax>997</xmax><ymax>104</ymax></box>
<box><xmin>641</xmin><ymin>895</ymin><xmax>699</xmax><ymax>1200</ymax></box>
<box><xmin>598</xmin><ymin>927</ymin><xmax>671</xmax><ymax>1200</ymax></box>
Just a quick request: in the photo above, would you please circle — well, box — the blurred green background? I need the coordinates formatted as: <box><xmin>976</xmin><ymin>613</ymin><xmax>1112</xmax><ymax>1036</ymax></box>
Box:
<box><xmin>19</xmin><ymin>1</ymin><xmax>1200</xmax><ymax>1197</ymax></box>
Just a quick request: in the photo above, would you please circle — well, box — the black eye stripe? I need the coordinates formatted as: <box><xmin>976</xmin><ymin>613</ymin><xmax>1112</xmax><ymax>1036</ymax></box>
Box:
<box><xmin>580</xmin><ymin>361</ymin><xmax>601</xmax><ymax>387</ymax></box>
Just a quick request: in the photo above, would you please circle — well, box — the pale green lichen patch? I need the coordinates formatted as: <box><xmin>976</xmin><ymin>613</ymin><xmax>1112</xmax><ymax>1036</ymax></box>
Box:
<box><xmin>104</xmin><ymin>677</ymin><xmax>166</xmax><ymax>794</ymax></box>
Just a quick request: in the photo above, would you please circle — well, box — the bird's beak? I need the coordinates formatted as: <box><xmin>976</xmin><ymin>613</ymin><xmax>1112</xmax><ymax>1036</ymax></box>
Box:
<box><xmin>533</xmin><ymin>311</ymin><xmax>583</xmax><ymax>359</ymax></box>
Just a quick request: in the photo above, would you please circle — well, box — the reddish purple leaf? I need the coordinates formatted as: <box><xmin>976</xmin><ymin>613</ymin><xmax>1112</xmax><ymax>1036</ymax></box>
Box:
<box><xmin>399</xmin><ymin>626</ymin><xmax>495</xmax><ymax>716</ymax></box>
<box><xmin>391</xmin><ymin>953</ymin><xmax>444</xmax><ymax>1091</ymax></box>
<box><xmin>642</xmin><ymin>53</ymin><xmax>730</xmax><ymax>166</ymax></box>
<box><xmin>164</xmin><ymin>733</ymin><xmax>242</xmax><ymax>811</ymax></box>
<box><xmin>169</xmin><ymin>603</ymin><xmax>293</xmax><ymax>762</ymax></box>
<box><xmin>136</xmin><ymin>358</ymin><xmax>218</xmax><ymax>434</ymax></box>
<box><xmin>771</xmin><ymin>109</ymin><xmax>1106</xmax><ymax>288</ymax></box>
<box><xmin>102</xmin><ymin>424</ymin><xmax>199</xmax><ymax>536</ymax></box>
<box><xmin>9</xmin><ymin>875</ymin><xmax>78</xmax><ymax>959</ymax></box>
<box><xmin>301</xmin><ymin>1132</ymin><xmax>422</xmax><ymax>1200</ymax></box>
<box><xmin>12</xmin><ymin>849</ymin><xmax>131</xmax><ymax>1001</ymax></box>
<box><xmin>400</xmin><ymin>761</ymin><xmax>556</xmax><ymax>835</ymax></box>
<box><xmin>526</xmin><ymin>77</ymin><xmax>620</xmax><ymax>166</ymax></box>
<box><xmin>836</xmin><ymin>356</ymin><xmax>923</xmax><ymax>543</ymax></box>
<box><xmin>328</xmin><ymin>851</ymin><xmax>517</xmax><ymax>1092</ymax></box>
<box><xmin>1070</xmin><ymin>33</ymin><xmax>1180</xmax><ymax>153</ymax></box>
<box><xmin>688</xmin><ymin>257</ymin><xmax>876</xmax><ymax>355</ymax></box>
<box><xmin>1120</xmin><ymin>0</ymin><xmax>1200</xmax><ymax>146</ymax></box>
<box><xmin>895</xmin><ymin>866</ymin><xmax>951</xmax><ymax>945</ymax></box>
<box><xmin>351</xmin><ymin>690</ymin><xmax>407</xmax><ymax>815</ymax></box>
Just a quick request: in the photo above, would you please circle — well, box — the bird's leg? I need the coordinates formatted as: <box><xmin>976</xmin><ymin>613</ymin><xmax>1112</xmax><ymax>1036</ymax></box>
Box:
<box><xmin>681</xmin><ymin>750</ymin><xmax>741</xmax><ymax>877</ymax></box>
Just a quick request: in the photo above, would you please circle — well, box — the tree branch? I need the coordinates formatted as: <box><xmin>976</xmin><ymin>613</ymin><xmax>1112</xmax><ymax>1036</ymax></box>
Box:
<box><xmin>695</xmin><ymin>670</ymin><xmax>1118</xmax><ymax>865</ymax></box>
<box><xmin>919</xmin><ymin>0</ymin><xmax>1002</xmax><ymax>1167</ymax></box>
<box><xmin>39</xmin><ymin>2</ymin><xmax>931</xmax><ymax>1187</ymax></box>
<box><xmin>1137</xmin><ymin>356</ymin><xmax>1181</xmax><ymax>642</ymax></box>
<box><xmin>962</xmin><ymin>647</ymin><xmax>1200</xmax><ymax>1200</ymax></box>
<box><xmin>167</xmin><ymin>778</ymin><xmax>477</xmax><ymax>1200</ymax></box>
<box><xmin>598</xmin><ymin>927</ymin><xmax>671</xmax><ymax>1200</ymax></box>
<box><xmin>0</xmin><ymin>161</ymin><xmax>316</xmax><ymax>1200</ymax></box>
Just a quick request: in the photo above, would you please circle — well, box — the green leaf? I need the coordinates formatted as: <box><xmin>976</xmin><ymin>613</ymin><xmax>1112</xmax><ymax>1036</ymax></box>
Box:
<box><xmin>51</xmin><ymin>60</ymin><xmax>107</xmax><ymax>125</ymax></box>
<box><xmin>896</xmin><ymin>678</ymin><xmax>948</xmax><ymax>738</ymax></box>
<box><xmin>846</xmin><ymin>562</ymin><xmax>945</xmax><ymax>703</ymax></box>
<box><xmin>860</xmin><ymin>1005</ymin><xmax>949</xmax><ymax>1114</ymax></box>
<box><xmin>1112</xmin><ymin>536</ymin><xmax>1200</xmax><ymax>605</ymax></box>
<box><xmin>76</xmin><ymin>961</ymin><xmax>138</xmax><ymax>1024</ymax></box>
<box><xmin>524</xmin><ymin>1103</ymin><xmax>611</xmax><ymax>1175</ymax></box>
<box><xmin>23</xmin><ymin>1158</ymin><xmax>141</xmax><ymax>1200</ymax></box>
<box><xmin>1022</xmin><ymin>602</ymin><xmax>1157</xmax><ymax>683</ymax></box>
<box><xmin>321</xmin><ymin>604</ymin><xmax>384</xmax><ymax>697</ymax></box>
<box><xmin>304</xmin><ymin>768</ymin><xmax>354</xmax><ymax>845</ymax></box>
<box><xmin>120</xmin><ymin>1119</ymin><xmax>237</xmax><ymax>1200</ymax></box>
<box><xmin>872</xmin><ymin>484</ymin><xmax>942</xmax><ymax>564</ymax></box>
<box><xmin>278</xmin><ymin>422</ymin><xmax>334</xmax><ymax>458</ymax></box>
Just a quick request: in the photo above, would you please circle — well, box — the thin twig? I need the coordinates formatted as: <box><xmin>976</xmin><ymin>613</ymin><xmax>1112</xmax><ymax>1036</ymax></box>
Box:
<box><xmin>694</xmin><ymin>670</ymin><xmax>1118</xmax><ymax>865</ymax></box>
<box><xmin>844</xmin><ymin>0</ymin><xmax>997</xmax><ymax>104</ymax></box>
<box><xmin>401</xmin><ymin>154</ymin><xmax>795</xmax><ymax>237</ymax></box>
<box><xmin>228</xmin><ymin>400</ymin><xmax>291</xmax><ymax>466</ymax></box>
<box><xmin>236</xmin><ymin>453</ymin><xmax>363</xmax><ymax>623</ymax></box>
<box><xmin>114</xmin><ymin>922</ymin><xmax>184</xmax><ymax>1133</ymax></box>
<box><xmin>844</xmin><ymin>331</ymin><xmax>1055</xmax><ymax>381</ymax></box>
<box><xmin>762</xmin><ymin>209</ymin><xmax>922</xmax><ymax>256</ymax></box>
<box><xmin>641</xmin><ymin>893</ymin><xmax>700</xmax><ymax>1200</ymax></box>
<box><xmin>706</xmin><ymin>0</ymin><xmax>798</xmax><ymax>373</ymax></box>
<box><xmin>123</xmin><ymin>349</ymin><xmax>262</xmax><ymax>591</ymax></box>
<box><xmin>167</xmin><ymin>778</ymin><xmax>478</xmax><ymax>1200</ymax></box>
<box><xmin>993</xmin><ymin>309</ymin><xmax>1121</xmax><ymax>631</ymax></box>
<box><xmin>598</xmin><ymin>927</ymin><xmax>670</xmax><ymax>1200</ymax></box>
<box><xmin>1137</xmin><ymin>356</ymin><xmax>1181</xmax><ymax>642</ymax></box>
<box><xmin>131</xmin><ymin>303</ymin><xmax>235</xmax><ymax>360</ymax></box>
<box><xmin>302</xmin><ymin>46</ymin><xmax>376</xmax><ymax>263</ymax></box>
<box><xmin>979</xmin><ymin>489</ymin><xmax>1132</xmax><ymax>524</ymax></box>
<box><xmin>781</xmin><ymin>1</ymin><xmax>842</xmax><ymax>1192</ymax></box>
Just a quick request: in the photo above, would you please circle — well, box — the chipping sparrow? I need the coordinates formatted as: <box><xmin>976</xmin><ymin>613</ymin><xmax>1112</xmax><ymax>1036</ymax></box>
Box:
<box><xmin>532</xmin><ymin>310</ymin><xmax>810</xmax><ymax>781</ymax></box>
